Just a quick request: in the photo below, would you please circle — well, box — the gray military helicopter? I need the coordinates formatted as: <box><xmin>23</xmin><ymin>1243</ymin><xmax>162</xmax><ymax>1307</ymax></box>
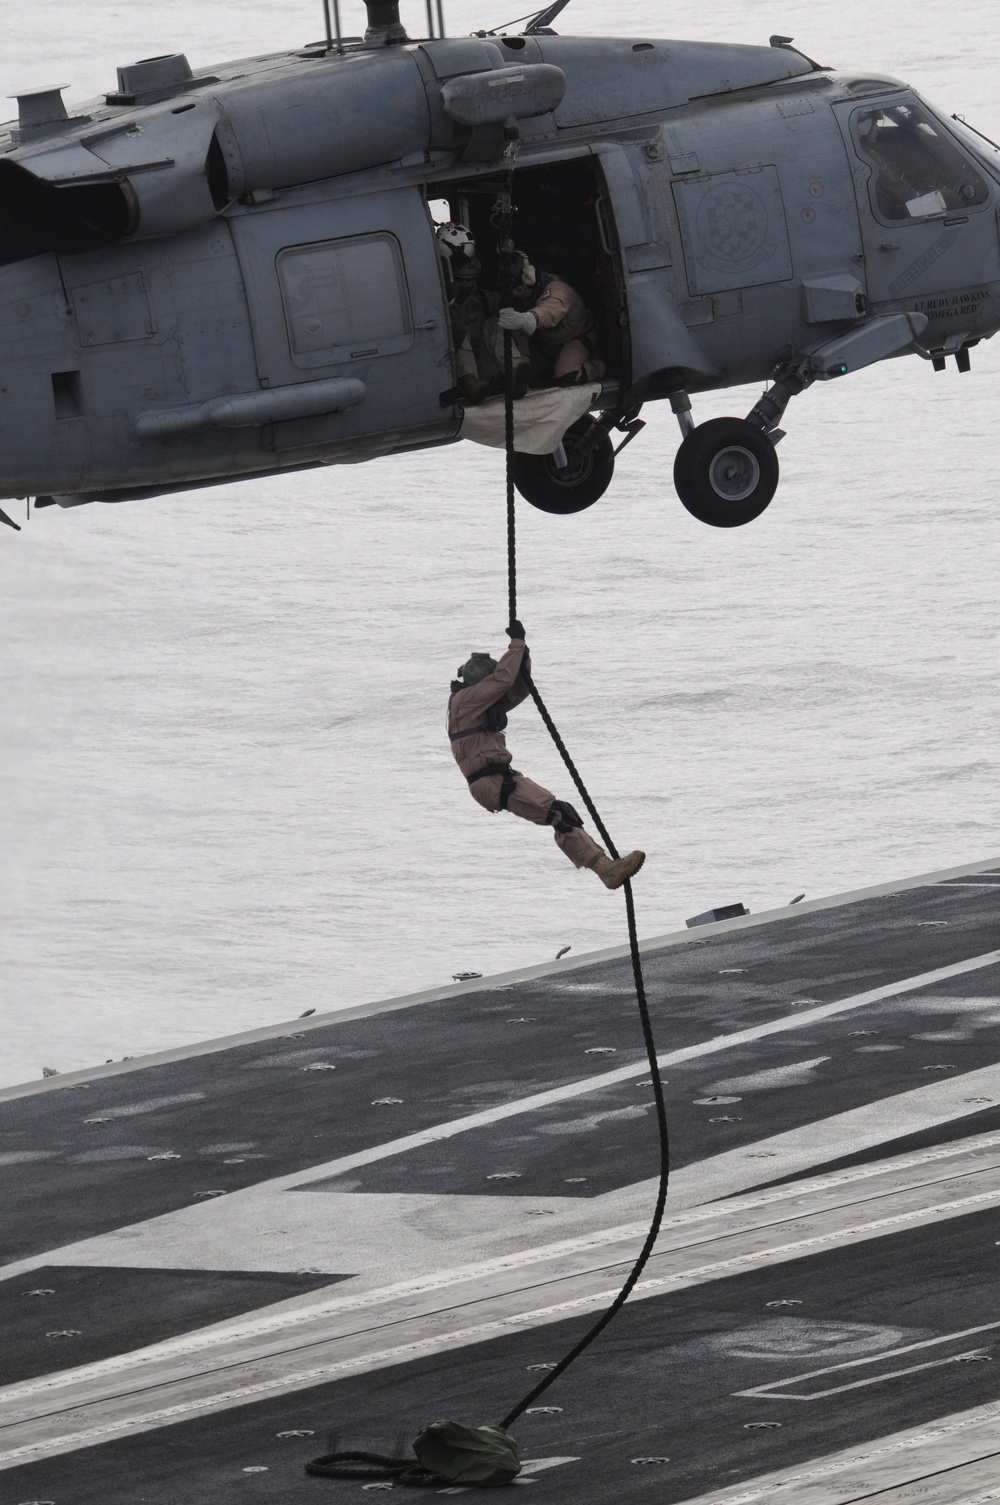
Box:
<box><xmin>1</xmin><ymin>0</ymin><xmax>998</xmax><ymax>534</ymax></box>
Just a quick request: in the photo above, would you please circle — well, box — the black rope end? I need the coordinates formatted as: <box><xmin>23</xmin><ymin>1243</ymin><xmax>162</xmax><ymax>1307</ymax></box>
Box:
<box><xmin>305</xmin><ymin>1423</ymin><xmax>521</xmax><ymax>1488</ymax></box>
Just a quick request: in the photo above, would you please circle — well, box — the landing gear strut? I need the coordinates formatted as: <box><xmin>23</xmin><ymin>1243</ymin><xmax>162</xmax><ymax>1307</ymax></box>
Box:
<box><xmin>669</xmin><ymin>374</ymin><xmax>806</xmax><ymax>529</ymax></box>
<box><xmin>668</xmin><ymin>313</ymin><xmax>935</xmax><ymax>527</ymax></box>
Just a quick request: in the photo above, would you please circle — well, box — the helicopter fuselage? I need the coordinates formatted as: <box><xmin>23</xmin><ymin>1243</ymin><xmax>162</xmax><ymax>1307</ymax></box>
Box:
<box><xmin>1</xmin><ymin>23</ymin><xmax>997</xmax><ymax>518</ymax></box>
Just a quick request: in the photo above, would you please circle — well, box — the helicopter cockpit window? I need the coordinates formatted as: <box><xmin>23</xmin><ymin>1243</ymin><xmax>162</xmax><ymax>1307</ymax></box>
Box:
<box><xmin>278</xmin><ymin>233</ymin><xmax>412</xmax><ymax>367</ymax></box>
<box><xmin>854</xmin><ymin>103</ymin><xmax>990</xmax><ymax>221</ymax></box>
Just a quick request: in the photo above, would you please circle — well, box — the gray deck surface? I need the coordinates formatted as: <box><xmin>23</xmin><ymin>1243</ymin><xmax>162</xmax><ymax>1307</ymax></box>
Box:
<box><xmin>4</xmin><ymin>860</ymin><xmax>1000</xmax><ymax>1502</ymax></box>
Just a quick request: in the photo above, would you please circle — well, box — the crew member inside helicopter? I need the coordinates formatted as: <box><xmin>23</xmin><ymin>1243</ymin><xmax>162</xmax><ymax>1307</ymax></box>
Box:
<box><xmin>436</xmin><ymin>221</ymin><xmax>501</xmax><ymax>405</ymax></box>
<box><xmin>437</xmin><ymin>224</ymin><xmax>606</xmax><ymax>400</ymax></box>
<box><xmin>449</xmin><ymin>620</ymin><xmax>645</xmax><ymax>890</ymax></box>
<box><xmin>497</xmin><ymin>249</ymin><xmax>606</xmax><ymax>389</ymax></box>
<box><xmin>855</xmin><ymin>103</ymin><xmax>989</xmax><ymax>220</ymax></box>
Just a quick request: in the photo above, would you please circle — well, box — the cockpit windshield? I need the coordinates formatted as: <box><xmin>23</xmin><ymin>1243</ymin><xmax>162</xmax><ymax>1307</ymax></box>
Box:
<box><xmin>853</xmin><ymin>101</ymin><xmax>990</xmax><ymax>221</ymax></box>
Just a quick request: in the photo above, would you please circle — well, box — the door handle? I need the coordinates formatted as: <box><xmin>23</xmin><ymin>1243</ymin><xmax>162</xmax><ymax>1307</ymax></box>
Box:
<box><xmin>416</xmin><ymin>319</ymin><xmax>438</xmax><ymax>331</ymax></box>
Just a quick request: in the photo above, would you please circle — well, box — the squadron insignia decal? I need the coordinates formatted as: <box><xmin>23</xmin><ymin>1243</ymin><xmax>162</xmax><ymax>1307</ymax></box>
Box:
<box><xmin>696</xmin><ymin>183</ymin><xmax>776</xmax><ymax>273</ymax></box>
<box><xmin>675</xmin><ymin>167</ymin><xmax>793</xmax><ymax>296</ymax></box>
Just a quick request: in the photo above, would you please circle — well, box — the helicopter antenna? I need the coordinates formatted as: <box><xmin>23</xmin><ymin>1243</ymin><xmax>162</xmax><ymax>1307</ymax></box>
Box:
<box><xmin>322</xmin><ymin>0</ymin><xmax>344</xmax><ymax>52</ymax></box>
<box><xmin>525</xmin><ymin>0</ymin><xmax>573</xmax><ymax>32</ymax></box>
<box><xmin>953</xmin><ymin>113</ymin><xmax>1000</xmax><ymax>153</ymax></box>
<box><xmin>425</xmin><ymin>0</ymin><xmax>447</xmax><ymax>37</ymax></box>
<box><xmin>479</xmin><ymin>0</ymin><xmax>572</xmax><ymax>36</ymax></box>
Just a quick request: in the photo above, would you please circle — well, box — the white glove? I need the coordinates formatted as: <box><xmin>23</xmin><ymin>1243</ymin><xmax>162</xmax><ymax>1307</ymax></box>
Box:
<box><xmin>498</xmin><ymin>307</ymin><xmax>538</xmax><ymax>335</ymax></box>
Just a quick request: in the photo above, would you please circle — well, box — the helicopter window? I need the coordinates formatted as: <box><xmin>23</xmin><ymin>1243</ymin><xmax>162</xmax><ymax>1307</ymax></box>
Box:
<box><xmin>854</xmin><ymin>102</ymin><xmax>990</xmax><ymax>221</ymax></box>
<box><xmin>277</xmin><ymin>234</ymin><xmax>411</xmax><ymax>363</ymax></box>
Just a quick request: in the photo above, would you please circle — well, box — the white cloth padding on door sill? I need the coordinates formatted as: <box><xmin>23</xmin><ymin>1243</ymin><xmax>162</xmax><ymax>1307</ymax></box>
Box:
<box><xmin>460</xmin><ymin>384</ymin><xmax>601</xmax><ymax>456</ymax></box>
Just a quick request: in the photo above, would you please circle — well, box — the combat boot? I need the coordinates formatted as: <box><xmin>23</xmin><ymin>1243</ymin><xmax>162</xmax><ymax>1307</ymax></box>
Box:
<box><xmin>589</xmin><ymin>850</ymin><xmax>645</xmax><ymax>890</ymax></box>
<box><xmin>458</xmin><ymin>373</ymin><xmax>492</xmax><ymax>406</ymax></box>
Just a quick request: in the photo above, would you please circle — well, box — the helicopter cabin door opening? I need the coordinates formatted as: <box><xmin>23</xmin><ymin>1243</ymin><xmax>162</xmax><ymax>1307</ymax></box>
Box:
<box><xmin>440</xmin><ymin>156</ymin><xmax>628</xmax><ymax>390</ymax></box>
<box><xmin>229</xmin><ymin>184</ymin><xmax>454</xmax><ymax>463</ymax></box>
<box><xmin>837</xmin><ymin>95</ymin><xmax>999</xmax><ymax>348</ymax></box>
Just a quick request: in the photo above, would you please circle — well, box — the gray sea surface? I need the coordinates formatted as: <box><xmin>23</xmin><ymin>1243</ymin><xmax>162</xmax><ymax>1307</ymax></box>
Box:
<box><xmin>3</xmin><ymin>1</ymin><xmax>1000</xmax><ymax>1087</ymax></box>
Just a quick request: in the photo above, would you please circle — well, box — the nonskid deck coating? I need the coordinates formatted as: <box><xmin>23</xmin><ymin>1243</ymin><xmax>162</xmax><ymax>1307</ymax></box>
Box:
<box><xmin>3</xmin><ymin>871</ymin><xmax>999</xmax><ymax>1263</ymax></box>
<box><xmin>9</xmin><ymin>1207</ymin><xmax>1000</xmax><ymax>1504</ymax></box>
<box><xmin>2</xmin><ymin>856</ymin><xmax>1000</xmax><ymax>1502</ymax></box>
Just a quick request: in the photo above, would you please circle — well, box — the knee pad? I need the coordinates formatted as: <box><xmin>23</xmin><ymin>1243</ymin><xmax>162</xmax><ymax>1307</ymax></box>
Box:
<box><xmin>548</xmin><ymin>799</ymin><xmax>584</xmax><ymax>834</ymax></box>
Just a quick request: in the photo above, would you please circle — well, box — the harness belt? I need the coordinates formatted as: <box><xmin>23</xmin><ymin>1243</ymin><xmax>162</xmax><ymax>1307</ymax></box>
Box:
<box><xmin>449</xmin><ymin>709</ymin><xmax>508</xmax><ymax>742</ymax></box>
<box><xmin>450</xmin><ymin>725</ymin><xmax>492</xmax><ymax>742</ymax></box>
<box><xmin>467</xmin><ymin>761</ymin><xmax>518</xmax><ymax>811</ymax></box>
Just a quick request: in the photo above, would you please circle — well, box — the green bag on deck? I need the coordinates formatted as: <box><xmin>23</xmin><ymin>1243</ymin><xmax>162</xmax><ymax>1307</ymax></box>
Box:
<box><xmin>412</xmin><ymin>1420</ymin><xmax>522</xmax><ymax>1486</ymax></box>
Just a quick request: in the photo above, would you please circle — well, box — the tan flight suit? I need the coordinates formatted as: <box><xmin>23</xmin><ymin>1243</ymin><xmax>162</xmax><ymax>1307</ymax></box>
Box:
<box><xmin>530</xmin><ymin>275</ymin><xmax>606</xmax><ymax>382</ymax></box>
<box><xmin>448</xmin><ymin>638</ymin><xmax>604</xmax><ymax>870</ymax></box>
<box><xmin>490</xmin><ymin>273</ymin><xmax>606</xmax><ymax>386</ymax></box>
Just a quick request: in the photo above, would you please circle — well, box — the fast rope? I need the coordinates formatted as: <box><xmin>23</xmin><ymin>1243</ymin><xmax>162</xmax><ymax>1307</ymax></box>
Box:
<box><xmin>494</xmin><ymin>338</ymin><xmax>670</xmax><ymax>1438</ymax></box>
<box><xmin>306</xmin><ymin>166</ymin><xmax>671</xmax><ymax>1494</ymax></box>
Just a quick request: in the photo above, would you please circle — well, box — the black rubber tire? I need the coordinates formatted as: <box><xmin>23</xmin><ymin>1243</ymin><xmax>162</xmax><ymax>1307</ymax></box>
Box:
<box><xmin>512</xmin><ymin>418</ymin><xmax>615</xmax><ymax>516</ymax></box>
<box><xmin>673</xmin><ymin>417</ymin><xmax>780</xmax><ymax>528</ymax></box>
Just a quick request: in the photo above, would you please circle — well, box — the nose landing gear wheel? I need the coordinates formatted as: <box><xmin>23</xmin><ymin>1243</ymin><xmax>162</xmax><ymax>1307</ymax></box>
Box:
<box><xmin>512</xmin><ymin>417</ymin><xmax>615</xmax><ymax>515</ymax></box>
<box><xmin>673</xmin><ymin>417</ymin><xmax>780</xmax><ymax>528</ymax></box>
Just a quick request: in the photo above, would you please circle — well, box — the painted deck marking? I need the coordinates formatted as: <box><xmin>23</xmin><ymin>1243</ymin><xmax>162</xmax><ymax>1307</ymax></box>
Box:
<box><xmin>3</xmin><ymin>1173</ymin><xmax>1000</xmax><ymax>1468</ymax></box>
<box><xmin>736</xmin><ymin>1319</ymin><xmax>1000</xmax><ymax>1400</ymax></box>
<box><xmin>736</xmin><ymin>1349</ymin><xmax>992</xmax><ymax>1401</ymax></box>
<box><xmin>6</xmin><ymin>956</ymin><xmax>1000</xmax><ymax>1293</ymax></box>
<box><xmin>3</xmin><ymin>1134</ymin><xmax>999</xmax><ymax>1400</ymax></box>
<box><xmin>232</xmin><ymin>948</ymin><xmax>1000</xmax><ymax>1196</ymax></box>
<box><xmin>437</xmin><ymin>1457</ymin><xmax>579</xmax><ymax>1494</ymax></box>
<box><xmin>670</xmin><ymin>1396</ymin><xmax>1000</xmax><ymax>1505</ymax></box>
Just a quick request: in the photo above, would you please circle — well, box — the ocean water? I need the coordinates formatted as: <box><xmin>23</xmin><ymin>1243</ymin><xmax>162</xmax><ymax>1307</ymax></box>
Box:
<box><xmin>3</xmin><ymin>1</ymin><xmax>1000</xmax><ymax>1087</ymax></box>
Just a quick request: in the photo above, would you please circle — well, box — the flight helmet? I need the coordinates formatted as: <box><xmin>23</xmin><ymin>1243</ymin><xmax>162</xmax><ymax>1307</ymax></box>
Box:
<box><xmin>502</xmin><ymin>249</ymin><xmax>538</xmax><ymax>301</ymax></box>
<box><xmin>458</xmin><ymin>652</ymin><xmax>497</xmax><ymax>686</ymax></box>
<box><xmin>436</xmin><ymin>223</ymin><xmax>480</xmax><ymax>288</ymax></box>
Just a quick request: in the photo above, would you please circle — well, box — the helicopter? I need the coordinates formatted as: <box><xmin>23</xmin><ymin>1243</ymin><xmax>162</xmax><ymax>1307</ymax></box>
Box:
<box><xmin>1</xmin><ymin>0</ymin><xmax>999</xmax><ymax>534</ymax></box>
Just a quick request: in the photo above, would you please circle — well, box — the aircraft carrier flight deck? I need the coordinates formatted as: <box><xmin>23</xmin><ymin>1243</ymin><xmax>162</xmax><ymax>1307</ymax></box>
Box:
<box><xmin>4</xmin><ymin>856</ymin><xmax>1000</xmax><ymax>1503</ymax></box>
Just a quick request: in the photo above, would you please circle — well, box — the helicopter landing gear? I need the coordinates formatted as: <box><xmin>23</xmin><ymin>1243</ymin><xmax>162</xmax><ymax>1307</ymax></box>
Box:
<box><xmin>512</xmin><ymin>415</ymin><xmax>615</xmax><ymax>515</ymax></box>
<box><xmin>668</xmin><ymin>378</ymin><xmax>800</xmax><ymax>528</ymax></box>
<box><xmin>672</xmin><ymin>415</ymin><xmax>780</xmax><ymax>529</ymax></box>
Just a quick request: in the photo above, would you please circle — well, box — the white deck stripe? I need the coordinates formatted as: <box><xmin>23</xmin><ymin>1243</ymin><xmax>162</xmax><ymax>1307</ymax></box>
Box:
<box><xmin>670</xmin><ymin>1397</ymin><xmax>1000</xmax><ymax>1505</ymax></box>
<box><xmin>2</xmin><ymin>1166</ymin><xmax>999</xmax><ymax>1470</ymax></box>
<box><xmin>3</xmin><ymin>948</ymin><xmax>999</xmax><ymax>1288</ymax></box>
<box><xmin>228</xmin><ymin>948</ymin><xmax>1000</xmax><ymax>1195</ymax></box>
<box><xmin>7</xmin><ymin>1134</ymin><xmax>1000</xmax><ymax>1400</ymax></box>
